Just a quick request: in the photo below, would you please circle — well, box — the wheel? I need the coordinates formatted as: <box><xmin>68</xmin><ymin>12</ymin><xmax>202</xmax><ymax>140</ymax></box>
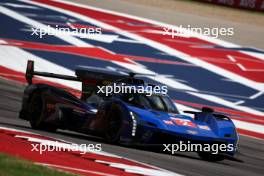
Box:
<box><xmin>28</xmin><ymin>92</ymin><xmax>57</xmax><ymax>132</ymax></box>
<box><xmin>104</xmin><ymin>105</ymin><xmax>123</xmax><ymax>143</ymax></box>
<box><xmin>197</xmin><ymin>152</ymin><xmax>225</xmax><ymax>161</ymax></box>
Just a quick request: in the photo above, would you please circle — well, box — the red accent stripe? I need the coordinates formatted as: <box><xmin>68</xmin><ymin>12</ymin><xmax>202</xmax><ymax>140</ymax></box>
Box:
<box><xmin>1</xmin><ymin>38</ymin><xmax>131</xmax><ymax>64</ymax></box>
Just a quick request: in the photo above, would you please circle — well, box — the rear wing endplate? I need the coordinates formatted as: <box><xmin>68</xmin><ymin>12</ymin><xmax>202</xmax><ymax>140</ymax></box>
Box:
<box><xmin>25</xmin><ymin>60</ymin><xmax>79</xmax><ymax>84</ymax></box>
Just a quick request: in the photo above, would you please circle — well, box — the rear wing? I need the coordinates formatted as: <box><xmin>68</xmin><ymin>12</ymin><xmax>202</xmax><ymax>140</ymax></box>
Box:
<box><xmin>25</xmin><ymin>60</ymin><xmax>126</xmax><ymax>99</ymax></box>
<box><xmin>26</xmin><ymin>60</ymin><xmax>79</xmax><ymax>84</ymax></box>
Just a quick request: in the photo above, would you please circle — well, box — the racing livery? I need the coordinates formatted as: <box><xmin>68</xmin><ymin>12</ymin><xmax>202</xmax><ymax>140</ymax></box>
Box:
<box><xmin>20</xmin><ymin>60</ymin><xmax>239</xmax><ymax>161</ymax></box>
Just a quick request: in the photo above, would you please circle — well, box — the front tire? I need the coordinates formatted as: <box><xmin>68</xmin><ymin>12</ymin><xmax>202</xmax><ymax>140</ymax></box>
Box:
<box><xmin>104</xmin><ymin>105</ymin><xmax>123</xmax><ymax>143</ymax></box>
<box><xmin>197</xmin><ymin>152</ymin><xmax>225</xmax><ymax>161</ymax></box>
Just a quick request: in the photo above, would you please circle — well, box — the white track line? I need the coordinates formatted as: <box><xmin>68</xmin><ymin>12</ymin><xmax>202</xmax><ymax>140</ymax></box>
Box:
<box><xmin>36</xmin><ymin>163</ymin><xmax>119</xmax><ymax>176</ymax></box>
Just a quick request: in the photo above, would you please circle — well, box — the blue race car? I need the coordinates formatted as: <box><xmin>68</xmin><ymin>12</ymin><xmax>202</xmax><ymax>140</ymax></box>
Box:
<box><xmin>20</xmin><ymin>60</ymin><xmax>239</xmax><ymax>161</ymax></box>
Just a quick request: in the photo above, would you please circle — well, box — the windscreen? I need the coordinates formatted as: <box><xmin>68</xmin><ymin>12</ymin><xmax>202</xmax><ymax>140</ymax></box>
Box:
<box><xmin>118</xmin><ymin>93</ymin><xmax>179</xmax><ymax>113</ymax></box>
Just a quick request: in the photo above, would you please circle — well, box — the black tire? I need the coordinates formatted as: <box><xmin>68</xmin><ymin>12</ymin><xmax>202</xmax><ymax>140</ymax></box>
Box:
<box><xmin>197</xmin><ymin>152</ymin><xmax>225</xmax><ymax>162</ymax></box>
<box><xmin>28</xmin><ymin>92</ymin><xmax>57</xmax><ymax>132</ymax></box>
<box><xmin>104</xmin><ymin>105</ymin><xmax>123</xmax><ymax>143</ymax></box>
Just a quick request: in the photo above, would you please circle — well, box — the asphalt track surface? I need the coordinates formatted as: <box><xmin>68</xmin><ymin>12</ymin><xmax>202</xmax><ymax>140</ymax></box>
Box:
<box><xmin>0</xmin><ymin>78</ymin><xmax>263</xmax><ymax>176</ymax></box>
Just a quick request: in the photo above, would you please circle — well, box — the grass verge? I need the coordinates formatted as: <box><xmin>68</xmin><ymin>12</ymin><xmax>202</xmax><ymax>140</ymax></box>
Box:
<box><xmin>0</xmin><ymin>153</ymin><xmax>78</xmax><ymax>176</ymax></box>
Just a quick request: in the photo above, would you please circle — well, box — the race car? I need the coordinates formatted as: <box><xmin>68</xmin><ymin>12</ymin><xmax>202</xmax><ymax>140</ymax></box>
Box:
<box><xmin>19</xmin><ymin>60</ymin><xmax>239</xmax><ymax>161</ymax></box>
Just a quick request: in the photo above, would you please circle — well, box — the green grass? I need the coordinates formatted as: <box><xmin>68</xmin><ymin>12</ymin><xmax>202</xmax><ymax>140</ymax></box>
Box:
<box><xmin>0</xmin><ymin>153</ymin><xmax>78</xmax><ymax>176</ymax></box>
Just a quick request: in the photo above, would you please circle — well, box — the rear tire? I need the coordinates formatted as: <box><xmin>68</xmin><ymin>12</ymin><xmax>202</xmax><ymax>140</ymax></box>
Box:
<box><xmin>29</xmin><ymin>92</ymin><xmax>57</xmax><ymax>132</ymax></box>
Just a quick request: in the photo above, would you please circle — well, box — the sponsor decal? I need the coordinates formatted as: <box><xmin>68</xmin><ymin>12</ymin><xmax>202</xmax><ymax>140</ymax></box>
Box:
<box><xmin>171</xmin><ymin>118</ymin><xmax>197</xmax><ymax>128</ymax></box>
<box><xmin>197</xmin><ymin>125</ymin><xmax>211</xmax><ymax>131</ymax></box>
<box><xmin>163</xmin><ymin>120</ymin><xmax>174</xmax><ymax>125</ymax></box>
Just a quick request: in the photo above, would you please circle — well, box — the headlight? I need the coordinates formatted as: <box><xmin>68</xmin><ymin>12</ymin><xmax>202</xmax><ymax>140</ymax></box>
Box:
<box><xmin>130</xmin><ymin>111</ymin><xmax>138</xmax><ymax>136</ymax></box>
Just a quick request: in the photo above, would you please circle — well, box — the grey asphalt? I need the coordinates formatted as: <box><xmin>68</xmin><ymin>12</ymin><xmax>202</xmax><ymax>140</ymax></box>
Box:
<box><xmin>0</xmin><ymin>78</ymin><xmax>263</xmax><ymax>176</ymax></box>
